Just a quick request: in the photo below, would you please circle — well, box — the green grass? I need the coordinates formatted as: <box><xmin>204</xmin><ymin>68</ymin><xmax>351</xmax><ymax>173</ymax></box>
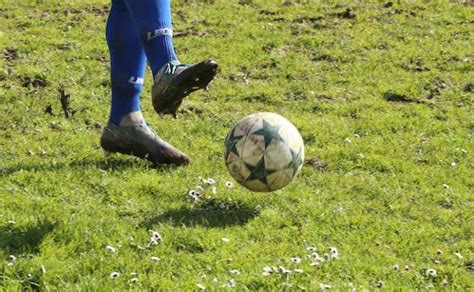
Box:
<box><xmin>1</xmin><ymin>0</ymin><xmax>473</xmax><ymax>290</ymax></box>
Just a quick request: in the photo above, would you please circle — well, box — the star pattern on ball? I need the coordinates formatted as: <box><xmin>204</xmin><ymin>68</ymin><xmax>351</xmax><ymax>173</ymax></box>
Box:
<box><xmin>244</xmin><ymin>156</ymin><xmax>276</xmax><ymax>185</ymax></box>
<box><xmin>251</xmin><ymin>119</ymin><xmax>284</xmax><ymax>148</ymax></box>
<box><xmin>286</xmin><ymin>147</ymin><xmax>303</xmax><ymax>176</ymax></box>
<box><xmin>225</xmin><ymin>129</ymin><xmax>244</xmax><ymax>159</ymax></box>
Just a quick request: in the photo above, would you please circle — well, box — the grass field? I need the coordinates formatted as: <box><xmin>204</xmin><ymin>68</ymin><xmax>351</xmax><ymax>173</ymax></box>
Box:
<box><xmin>1</xmin><ymin>0</ymin><xmax>473</xmax><ymax>290</ymax></box>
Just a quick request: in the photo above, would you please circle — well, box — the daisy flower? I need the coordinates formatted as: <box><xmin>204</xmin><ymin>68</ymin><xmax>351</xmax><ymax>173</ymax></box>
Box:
<box><xmin>291</xmin><ymin>257</ymin><xmax>302</xmax><ymax>264</ymax></box>
<box><xmin>150</xmin><ymin>256</ymin><xmax>160</xmax><ymax>262</ymax></box>
<box><xmin>105</xmin><ymin>245</ymin><xmax>116</xmax><ymax>253</ymax></box>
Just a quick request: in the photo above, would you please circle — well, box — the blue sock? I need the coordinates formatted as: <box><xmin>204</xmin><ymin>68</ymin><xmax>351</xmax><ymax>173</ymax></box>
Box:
<box><xmin>123</xmin><ymin>0</ymin><xmax>178</xmax><ymax>77</ymax></box>
<box><xmin>107</xmin><ymin>0</ymin><xmax>147</xmax><ymax>125</ymax></box>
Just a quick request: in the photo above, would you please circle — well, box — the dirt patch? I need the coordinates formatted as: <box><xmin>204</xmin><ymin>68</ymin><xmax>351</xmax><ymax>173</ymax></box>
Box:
<box><xmin>3</xmin><ymin>47</ymin><xmax>18</xmax><ymax>61</ymax></box>
<box><xmin>336</xmin><ymin>8</ymin><xmax>356</xmax><ymax>19</ymax></box>
<box><xmin>22</xmin><ymin>76</ymin><xmax>48</xmax><ymax>88</ymax></box>
<box><xmin>401</xmin><ymin>58</ymin><xmax>430</xmax><ymax>72</ymax></box>
<box><xmin>463</xmin><ymin>83</ymin><xmax>474</xmax><ymax>93</ymax></box>
<box><xmin>383</xmin><ymin>92</ymin><xmax>423</xmax><ymax>103</ymax></box>
<box><xmin>305</xmin><ymin>158</ymin><xmax>326</xmax><ymax>171</ymax></box>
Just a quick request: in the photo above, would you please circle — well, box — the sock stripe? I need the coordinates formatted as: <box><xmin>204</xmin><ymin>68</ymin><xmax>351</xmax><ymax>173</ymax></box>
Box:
<box><xmin>146</xmin><ymin>28</ymin><xmax>173</xmax><ymax>41</ymax></box>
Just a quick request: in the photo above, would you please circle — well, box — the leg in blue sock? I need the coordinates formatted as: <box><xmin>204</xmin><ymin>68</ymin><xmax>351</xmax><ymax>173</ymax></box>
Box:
<box><xmin>107</xmin><ymin>0</ymin><xmax>146</xmax><ymax>125</ymax></box>
<box><xmin>117</xmin><ymin>0</ymin><xmax>218</xmax><ymax>116</ymax></box>
<box><xmin>122</xmin><ymin>0</ymin><xmax>177</xmax><ymax>77</ymax></box>
<box><xmin>103</xmin><ymin>0</ymin><xmax>190</xmax><ymax>165</ymax></box>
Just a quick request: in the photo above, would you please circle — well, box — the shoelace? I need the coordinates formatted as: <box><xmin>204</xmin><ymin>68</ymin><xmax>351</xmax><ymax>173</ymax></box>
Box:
<box><xmin>166</xmin><ymin>62</ymin><xmax>191</xmax><ymax>75</ymax></box>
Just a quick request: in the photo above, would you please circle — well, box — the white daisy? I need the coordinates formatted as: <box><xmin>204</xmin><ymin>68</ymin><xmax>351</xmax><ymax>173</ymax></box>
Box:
<box><xmin>323</xmin><ymin>253</ymin><xmax>331</xmax><ymax>261</ymax></box>
<box><xmin>262</xmin><ymin>271</ymin><xmax>272</xmax><ymax>277</ymax></box>
<box><xmin>311</xmin><ymin>252</ymin><xmax>321</xmax><ymax>260</ymax></box>
<box><xmin>150</xmin><ymin>231</ymin><xmax>162</xmax><ymax>244</ymax></box>
<box><xmin>294</xmin><ymin>269</ymin><xmax>304</xmax><ymax>273</ymax></box>
<box><xmin>188</xmin><ymin>190</ymin><xmax>198</xmax><ymax>197</ymax></box>
<box><xmin>150</xmin><ymin>256</ymin><xmax>160</xmax><ymax>262</ymax></box>
<box><xmin>319</xmin><ymin>283</ymin><xmax>331</xmax><ymax>290</ymax></box>
<box><xmin>105</xmin><ymin>245</ymin><xmax>116</xmax><ymax>253</ymax></box>
<box><xmin>196</xmin><ymin>186</ymin><xmax>204</xmax><ymax>193</ymax></box>
<box><xmin>375</xmin><ymin>280</ymin><xmax>384</xmax><ymax>288</ymax></box>
<box><xmin>454</xmin><ymin>252</ymin><xmax>463</xmax><ymax>259</ymax></box>
<box><xmin>291</xmin><ymin>257</ymin><xmax>302</xmax><ymax>264</ymax></box>
<box><xmin>130</xmin><ymin>277</ymin><xmax>139</xmax><ymax>283</ymax></box>
<box><xmin>196</xmin><ymin>283</ymin><xmax>206</xmax><ymax>290</ymax></box>
<box><xmin>329</xmin><ymin>247</ymin><xmax>338</xmax><ymax>255</ymax></box>
<box><xmin>8</xmin><ymin>255</ymin><xmax>16</xmax><ymax>261</ymax></box>
<box><xmin>306</xmin><ymin>247</ymin><xmax>317</xmax><ymax>252</ymax></box>
<box><xmin>263</xmin><ymin>266</ymin><xmax>272</xmax><ymax>273</ymax></box>
<box><xmin>310</xmin><ymin>261</ymin><xmax>321</xmax><ymax>268</ymax></box>
<box><xmin>110</xmin><ymin>272</ymin><xmax>120</xmax><ymax>279</ymax></box>
<box><xmin>227</xmin><ymin>279</ymin><xmax>236</xmax><ymax>288</ymax></box>
<box><xmin>7</xmin><ymin>220</ymin><xmax>15</xmax><ymax>225</ymax></box>
<box><xmin>392</xmin><ymin>264</ymin><xmax>399</xmax><ymax>271</ymax></box>
<box><xmin>225</xmin><ymin>181</ymin><xmax>234</xmax><ymax>188</ymax></box>
<box><xmin>230</xmin><ymin>269</ymin><xmax>241</xmax><ymax>275</ymax></box>
<box><xmin>442</xmin><ymin>184</ymin><xmax>450</xmax><ymax>189</ymax></box>
<box><xmin>189</xmin><ymin>195</ymin><xmax>200</xmax><ymax>203</ymax></box>
<box><xmin>205</xmin><ymin>178</ymin><xmax>216</xmax><ymax>185</ymax></box>
<box><xmin>279</xmin><ymin>266</ymin><xmax>291</xmax><ymax>274</ymax></box>
<box><xmin>426</xmin><ymin>269</ymin><xmax>437</xmax><ymax>277</ymax></box>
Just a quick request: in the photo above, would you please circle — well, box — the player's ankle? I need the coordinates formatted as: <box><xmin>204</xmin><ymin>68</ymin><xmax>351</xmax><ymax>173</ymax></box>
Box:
<box><xmin>119</xmin><ymin>111</ymin><xmax>145</xmax><ymax>127</ymax></box>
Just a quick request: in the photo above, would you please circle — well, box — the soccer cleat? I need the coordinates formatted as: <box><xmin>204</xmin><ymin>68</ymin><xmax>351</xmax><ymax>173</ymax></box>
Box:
<box><xmin>100</xmin><ymin>121</ymin><xmax>190</xmax><ymax>166</ymax></box>
<box><xmin>152</xmin><ymin>59</ymin><xmax>218</xmax><ymax>115</ymax></box>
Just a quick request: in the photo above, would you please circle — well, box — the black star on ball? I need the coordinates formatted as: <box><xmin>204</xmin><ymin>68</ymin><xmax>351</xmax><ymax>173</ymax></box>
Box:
<box><xmin>286</xmin><ymin>147</ymin><xmax>304</xmax><ymax>176</ymax></box>
<box><xmin>251</xmin><ymin>119</ymin><xmax>284</xmax><ymax>148</ymax></box>
<box><xmin>225</xmin><ymin>129</ymin><xmax>244</xmax><ymax>160</ymax></box>
<box><xmin>244</xmin><ymin>156</ymin><xmax>276</xmax><ymax>185</ymax></box>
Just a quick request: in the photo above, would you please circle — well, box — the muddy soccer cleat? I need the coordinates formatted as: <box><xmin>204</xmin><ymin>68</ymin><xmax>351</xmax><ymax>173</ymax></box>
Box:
<box><xmin>100</xmin><ymin>121</ymin><xmax>190</xmax><ymax>166</ymax></box>
<box><xmin>152</xmin><ymin>59</ymin><xmax>218</xmax><ymax>115</ymax></box>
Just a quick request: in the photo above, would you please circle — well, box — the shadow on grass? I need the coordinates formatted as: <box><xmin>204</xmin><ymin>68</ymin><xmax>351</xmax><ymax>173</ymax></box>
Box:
<box><xmin>143</xmin><ymin>199</ymin><xmax>260</xmax><ymax>228</ymax></box>
<box><xmin>0</xmin><ymin>220</ymin><xmax>56</xmax><ymax>255</ymax></box>
<box><xmin>0</xmin><ymin>156</ymin><xmax>151</xmax><ymax>176</ymax></box>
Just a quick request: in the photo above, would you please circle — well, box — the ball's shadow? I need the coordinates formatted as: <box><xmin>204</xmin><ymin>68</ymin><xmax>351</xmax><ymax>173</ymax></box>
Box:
<box><xmin>143</xmin><ymin>199</ymin><xmax>260</xmax><ymax>228</ymax></box>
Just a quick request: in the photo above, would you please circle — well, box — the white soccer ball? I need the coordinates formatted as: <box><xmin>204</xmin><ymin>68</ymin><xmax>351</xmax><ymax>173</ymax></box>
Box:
<box><xmin>224</xmin><ymin>112</ymin><xmax>304</xmax><ymax>192</ymax></box>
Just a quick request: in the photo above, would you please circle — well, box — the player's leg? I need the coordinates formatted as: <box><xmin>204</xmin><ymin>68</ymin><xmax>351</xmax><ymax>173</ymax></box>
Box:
<box><xmin>106</xmin><ymin>0</ymin><xmax>146</xmax><ymax>127</ymax></box>
<box><xmin>101</xmin><ymin>0</ymin><xmax>190</xmax><ymax>165</ymax></box>
<box><xmin>123</xmin><ymin>0</ymin><xmax>218</xmax><ymax>116</ymax></box>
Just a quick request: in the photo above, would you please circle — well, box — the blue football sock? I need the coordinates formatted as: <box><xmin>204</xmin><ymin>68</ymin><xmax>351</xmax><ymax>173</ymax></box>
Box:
<box><xmin>107</xmin><ymin>0</ymin><xmax>147</xmax><ymax>125</ymax></box>
<box><xmin>123</xmin><ymin>0</ymin><xmax>178</xmax><ymax>77</ymax></box>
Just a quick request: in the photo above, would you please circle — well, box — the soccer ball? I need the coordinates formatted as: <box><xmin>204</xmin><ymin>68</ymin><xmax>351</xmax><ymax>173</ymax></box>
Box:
<box><xmin>224</xmin><ymin>112</ymin><xmax>304</xmax><ymax>192</ymax></box>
